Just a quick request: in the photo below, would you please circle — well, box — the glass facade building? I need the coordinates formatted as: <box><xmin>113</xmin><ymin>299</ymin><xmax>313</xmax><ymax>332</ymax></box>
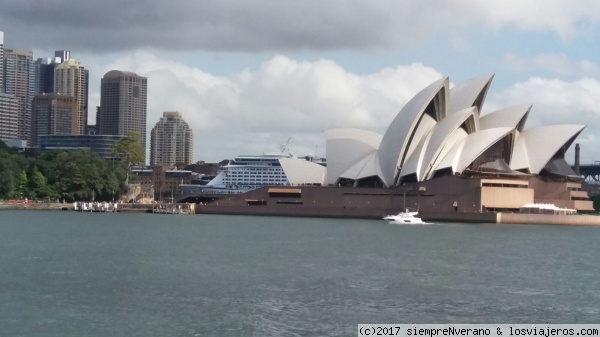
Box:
<box><xmin>38</xmin><ymin>134</ymin><xmax>124</xmax><ymax>159</ymax></box>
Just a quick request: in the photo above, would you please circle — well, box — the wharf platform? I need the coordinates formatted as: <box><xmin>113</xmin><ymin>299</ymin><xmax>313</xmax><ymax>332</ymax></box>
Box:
<box><xmin>0</xmin><ymin>202</ymin><xmax>196</xmax><ymax>215</ymax></box>
<box><xmin>420</xmin><ymin>212</ymin><xmax>600</xmax><ymax>226</ymax></box>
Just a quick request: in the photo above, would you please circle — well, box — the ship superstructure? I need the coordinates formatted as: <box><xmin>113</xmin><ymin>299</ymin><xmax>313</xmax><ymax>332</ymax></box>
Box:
<box><xmin>206</xmin><ymin>153</ymin><xmax>294</xmax><ymax>190</ymax></box>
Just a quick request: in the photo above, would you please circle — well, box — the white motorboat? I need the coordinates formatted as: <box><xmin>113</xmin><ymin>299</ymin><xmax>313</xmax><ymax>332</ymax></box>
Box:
<box><xmin>383</xmin><ymin>210</ymin><xmax>426</xmax><ymax>224</ymax></box>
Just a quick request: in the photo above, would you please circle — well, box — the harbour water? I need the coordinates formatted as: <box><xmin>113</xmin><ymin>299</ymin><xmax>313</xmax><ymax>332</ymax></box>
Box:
<box><xmin>1</xmin><ymin>211</ymin><xmax>599</xmax><ymax>336</ymax></box>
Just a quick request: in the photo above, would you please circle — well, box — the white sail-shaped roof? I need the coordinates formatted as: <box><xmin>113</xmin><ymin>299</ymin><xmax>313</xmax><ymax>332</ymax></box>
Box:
<box><xmin>448</xmin><ymin>74</ymin><xmax>494</xmax><ymax>114</ymax></box>
<box><xmin>339</xmin><ymin>152</ymin><xmax>381</xmax><ymax>181</ymax></box>
<box><xmin>479</xmin><ymin>104</ymin><xmax>531</xmax><ymax>131</ymax></box>
<box><xmin>433</xmin><ymin>127</ymin><xmax>514</xmax><ymax>175</ymax></box>
<box><xmin>400</xmin><ymin>107</ymin><xmax>480</xmax><ymax>182</ymax></box>
<box><xmin>510</xmin><ymin>125</ymin><xmax>585</xmax><ymax>174</ymax></box>
<box><xmin>377</xmin><ymin>77</ymin><xmax>449</xmax><ymax>187</ymax></box>
<box><xmin>279</xmin><ymin>158</ymin><xmax>326</xmax><ymax>185</ymax></box>
<box><xmin>319</xmin><ymin>74</ymin><xmax>587</xmax><ymax>185</ymax></box>
<box><xmin>324</xmin><ymin>128</ymin><xmax>382</xmax><ymax>185</ymax></box>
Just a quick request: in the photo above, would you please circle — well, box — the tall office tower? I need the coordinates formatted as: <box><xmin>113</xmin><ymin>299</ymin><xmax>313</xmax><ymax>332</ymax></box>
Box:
<box><xmin>54</xmin><ymin>59</ymin><xmax>89</xmax><ymax>134</ymax></box>
<box><xmin>31</xmin><ymin>93</ymin><xmax>77</xmax><ymax>146</ymax></box>
<box><xmin>0</xmin><ymin>31</ymin><xmax>4</xmax><ymax>92</ymax></box>
<box><xmin>97</xmin><ymin>70</ymin><xmax>147</xmax><ymax>160</ymax></box>
<box><xmin>34</xmin><ymin>57</ymin><xmax>59</xmax><ymax>94</ymax></box>
<box><xmin>3</xmin><ymin>48</ymin><xmax>34</xmax><ymax>143</ymax></box>
<box><xmin>0</xmin><ymin>92</ymin><xmax>19</xmax><ymax>140</ymax></box>
<box><xmin>150</xmin><ymin>111</ymin><xmax>193</xmax><ymax>166</ymax></box>
<box><xmin>34</xmin><ymin>50</ymin><xmax>70</xmax><ymax>94</ymax></box>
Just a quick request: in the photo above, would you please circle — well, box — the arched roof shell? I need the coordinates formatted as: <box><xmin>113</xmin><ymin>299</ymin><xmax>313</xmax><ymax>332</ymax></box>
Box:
<box><xmin>377</xmin><ymin>77</ymin><xmax>449</xmax><ymax>187</ymax></box>
<box><xmin>433</xmin><ymin>127</ymin><xmax>514</xmax><ymax>175</ymax></box>
<box><xmin>279</xmin><ymin>158</ymin><xmax>326</xmax><ymax>185</ymax></box>
<box><xmin>339</xmin><ymin>152</ymin><xmax>381</xmax><ymax>181</ymax></box>
<box><xmin>479</xmin><ymin>104</ymin><xmax>531</xmax><ymax>132</ymax></box>
<box><xmin>400</xmin><ymin>107</ymin><xmax>480</xmax><ymax>181</ymax></box>
<box><xmin>509</xmin><ymin>125</ymin><xmax>586</xmax><ymax>174</ymax></box>
<box><xmin>323</xmin><ymin>128</ymin><xmax>382</xmax><ymax>185</ymax></box>
<box><xmin>448</xmin><ymin>74</ymin><xmax>494</xmax><ymax>114</ymax></box>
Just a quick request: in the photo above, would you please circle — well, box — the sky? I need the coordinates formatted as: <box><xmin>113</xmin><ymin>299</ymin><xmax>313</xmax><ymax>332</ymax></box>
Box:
<box><xmin>2</xmin><ymin>0</ymin><xmax>600</xmax><ymax>163</ymax></box>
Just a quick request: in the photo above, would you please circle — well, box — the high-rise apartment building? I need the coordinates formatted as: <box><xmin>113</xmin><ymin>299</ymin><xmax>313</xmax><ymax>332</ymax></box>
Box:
<box><xmin>31</xmin><ymin>93</ymin><xmax>78</xmax><ymax>146</ymax></box>
<box><xmin>0</xmin><ymin>31</ymin><xmax>4</xmax><ymax>92</ymax></box>
<box><xmin>0</xmin><ymin>92</ymin><xmax>19</xmax><ymax>140</ymax></box>
<box><xmin>150</xmin><ymin>111</ymin><xmax>193</xmax><ymax>167</ymax></box>
<box><xmin>97</xmin><ymin>70</ymin><xmax>147</xmax><ymax>160</ymax></box>
<box><xmin>54</xmin><ymin>59</ymin><xmax>89</xmax><ymax>134</ymax></box>
<box><xmin>3</xmin><ymin>48</ymin><xmax>34</xmax><ymax>144</ymax></box>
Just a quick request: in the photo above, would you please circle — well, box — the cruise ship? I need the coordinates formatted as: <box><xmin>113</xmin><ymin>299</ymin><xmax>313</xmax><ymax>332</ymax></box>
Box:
<box><xmin>201</xmin><ymin>151</ymin><xmax>326</xmax><ymax>194</ymax></box>
<box><xmin>205</xmin><ymin>153</ymin><xmax>294</xmax><ymax>191</ymax></box>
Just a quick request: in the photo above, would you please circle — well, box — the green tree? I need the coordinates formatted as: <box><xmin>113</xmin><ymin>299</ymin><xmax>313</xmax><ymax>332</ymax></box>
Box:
<box><xmin>53</xmin><ymin>149</ymin><xmax>107</xmax><ymax>202</ymax></box>
<box><xmin>112</xmin><ymin>131</ymin><xmax>145</xmax><ymax>185</ymax></box>
<box><xmin>27</xmin><ymin>166</ymin><xmax>50</xmax><ymax>200</ymax></box>
<box><xmin>0</xmin><ymin>151</ymin><xmax>17</xmax><ymax>198</ymax></box>
<box><xmin>0</xmin><ymin>171</ymin><xmax>15</xmax><ymax>199</ymax></box>
<box><xmin>0</xmin><ymin>140</ymin><xmax>32</xmax><ymax>197</ymax></box>
<box><xmin>101</xmin><ymin>171</ymin><xmax>120</xmax><ymax>202</ymax></box>
<box><xmin>17</xmin><ymin>170</ymin><xmax>28</xmax><ymax>199</ymax></box>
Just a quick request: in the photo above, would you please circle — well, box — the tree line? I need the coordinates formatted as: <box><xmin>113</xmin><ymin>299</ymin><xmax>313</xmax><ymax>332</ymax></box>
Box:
<box><xmin>0</xmin><ymin>132</ymin><xmax>144</xmax><ymax>202</ymax></box>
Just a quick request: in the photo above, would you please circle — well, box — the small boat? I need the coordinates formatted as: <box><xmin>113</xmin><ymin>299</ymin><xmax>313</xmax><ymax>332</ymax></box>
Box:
<box><xmin>383</xmin><ymin>210</ymin><xmax>426</xmax><ymax>224</ymax></box>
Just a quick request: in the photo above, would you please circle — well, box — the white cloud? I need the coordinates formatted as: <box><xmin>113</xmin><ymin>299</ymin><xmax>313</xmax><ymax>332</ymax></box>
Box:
<box><xmin>88</xmin><ymin>52</ymin><xmax>442</xmax><ymax>162</ymax></box>
<box><xmin>458</xmin><ymin>0</ymin><xmax>600</xmax><ymax>40</ymax></box>
<box><xmin>86</xmin><ymin>51</ymin><xmax>600</xmax><ymax>165</ymax></box>
<box><xmin>502</xmin><ymin>53</ymin><xmax>600</xmax><ymax>78</ymax></box>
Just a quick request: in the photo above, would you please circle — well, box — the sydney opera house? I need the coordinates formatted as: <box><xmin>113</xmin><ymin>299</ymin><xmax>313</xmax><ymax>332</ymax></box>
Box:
<box><xmin>197</xmin><ymin>74</ymin><xmax>594</xmax><ymax>221</ymax></box>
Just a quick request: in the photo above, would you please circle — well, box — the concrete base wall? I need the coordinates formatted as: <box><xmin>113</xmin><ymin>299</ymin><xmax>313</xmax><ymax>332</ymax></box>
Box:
<box><xmin>420</xmin><ymin>212</ymin><xmax>499</xmax><ymax>223</ymax></box>
<box><xmin>195</xmin><ymin>177</ymin><xmax>599</xmax><ymax>224</ymax></box>
<box><xmin>498</xmin><ymin>213</ymin><xmax>600</xmax><ymax>226</ymax></box>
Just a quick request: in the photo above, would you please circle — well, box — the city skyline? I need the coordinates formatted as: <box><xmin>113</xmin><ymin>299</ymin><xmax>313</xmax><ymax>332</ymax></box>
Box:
<box><xmin>2</xmin><ymin>2</ymin><xmax>600</xmax><ymax>162</ymax></box>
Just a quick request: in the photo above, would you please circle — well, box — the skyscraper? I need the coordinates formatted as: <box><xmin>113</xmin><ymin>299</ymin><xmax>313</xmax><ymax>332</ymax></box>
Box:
<box><xmin>150</xmin><ymin>111</ymin><xmax>193</xmax><ymax>167</ymax></box>
<box><xmin>0</xmin><ymin>92</ymin><xmax>18</xmax><ymax>140</ymax></box>
<box><xmin>0</xmin><ymin>31</ymin><xmax>4</xmax><ymax>92</ymax></box>
<box><xmin>0</xmin><ymin>31</ymin><xmax>19</xmax><ymax>141</ymax></box>
<box><xmin>54</xmin><ymin>59</ymin><xmax>89</xmax><ymax>134</ymax></box>
<box><xmin>97</xmin><ymin>70</ymin><xmax>147</xmax><ymax>160</ymax></box>
<box><xmin>3</xmin><ymin>48</ymin><xmax>34</xmax><ymax>143</ymax></box>
<box><xmin>31</xmin><ymin>93</ymin><xmax>78</xmax><ymax>146</ymax></box>
<box><xmin>34</xmin><ymin>50</ymin><xmax>70</xmax><ymax>95</ymax></box>
<box><xmin>34</xmin><ymin>57</ymin><xmax>59</xmax><ymax>95</ymax></box>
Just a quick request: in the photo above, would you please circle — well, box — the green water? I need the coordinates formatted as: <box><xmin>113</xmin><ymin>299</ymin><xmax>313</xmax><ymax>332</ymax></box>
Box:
<box><xmin>0</xmin><ymin>211</ymin><xmax>599</xmax><ymax>336</ymax></box>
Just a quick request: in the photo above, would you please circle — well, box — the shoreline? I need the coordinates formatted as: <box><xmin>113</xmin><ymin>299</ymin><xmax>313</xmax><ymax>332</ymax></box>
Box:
<box><xmin>0</xmin><ymin>203</ymin><xmax>68</xmax><ymax>211</ymax></box>
<box><xmin>3</xmin><ymin>203</ymin><xmax>600</xmax><ymax>226</ymax></box>
<box><xmin>0</xmin><ymin>202</ymin><xmax>193</xmax><ymax>214</ymax></box>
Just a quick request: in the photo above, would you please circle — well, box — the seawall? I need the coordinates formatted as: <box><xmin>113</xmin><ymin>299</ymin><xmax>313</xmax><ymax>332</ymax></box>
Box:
<box><xmin>497</xmin><ymin>213</ymin><xmax>600</xmax><ymax>226</ymax></box>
